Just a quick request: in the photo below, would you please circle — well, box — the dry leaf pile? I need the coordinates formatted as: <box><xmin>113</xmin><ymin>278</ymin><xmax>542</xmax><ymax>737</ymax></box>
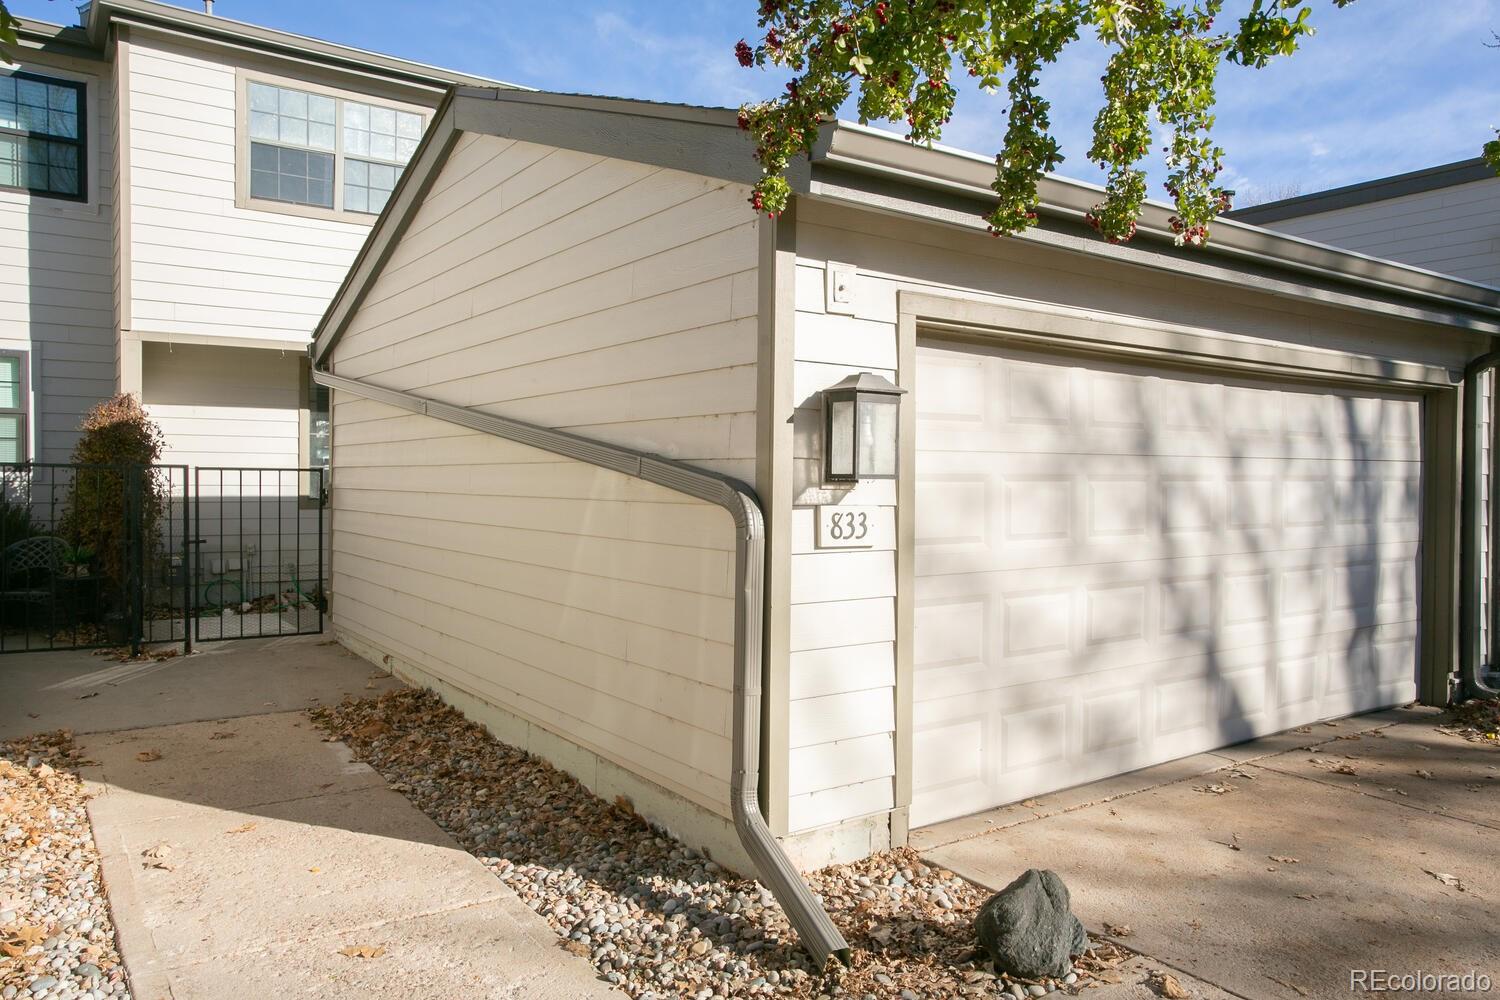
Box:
<box><xmin>1</xmin><ymin>731</ymin><xmax>131</xmax><ymax>998</ymax></box>
<box><xmin>1436</xmin><ymin>700</ymin><xmax>1500</xmax><ymax>746</ymax></box>
<box><xmin>312</xmin><ymin>690</ymin><xmax>1122</xmax><ymax>1000</ymax></box>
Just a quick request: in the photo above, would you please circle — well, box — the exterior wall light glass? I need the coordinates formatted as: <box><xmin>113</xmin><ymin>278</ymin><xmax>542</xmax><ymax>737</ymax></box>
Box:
<box><xmin>821</xmin><ymin>371</ymin><xmax>906</xmax><ymax>483</ymax></box>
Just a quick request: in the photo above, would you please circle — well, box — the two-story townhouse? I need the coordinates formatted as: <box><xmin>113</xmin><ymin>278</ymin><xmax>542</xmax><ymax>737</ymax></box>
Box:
<box><xmin>3</xmin><ymin>0</ymin><xmax>513</xmax><ymax>476</ymax></box>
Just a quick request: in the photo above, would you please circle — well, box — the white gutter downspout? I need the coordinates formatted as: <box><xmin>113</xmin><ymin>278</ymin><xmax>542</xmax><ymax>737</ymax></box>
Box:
<box><xmin>311</xmin><ymin>370</ymin><xmax>853</xmax><ymax>969</ymax></box>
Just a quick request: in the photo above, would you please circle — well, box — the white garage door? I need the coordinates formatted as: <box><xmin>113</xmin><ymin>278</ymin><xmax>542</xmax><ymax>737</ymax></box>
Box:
<box><xmin>911</xmin><ymin>339</ymin><xmax>1423</xmax><ymax>828</ymax></box>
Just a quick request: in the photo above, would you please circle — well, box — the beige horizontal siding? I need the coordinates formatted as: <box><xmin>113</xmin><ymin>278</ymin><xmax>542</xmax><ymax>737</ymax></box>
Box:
<box><xmin>331</xmin><ymin>398</ymin><xmax>739</xmax><ymax>816</ymax></box>
<box><xmin>1261</xmin><ymin>176</ymin><xmax>1500</xmax><ymax>286</ymax></box>
<box><xmin>125</xmin><ymin>36</ymin><xmax>443</xmax><ymax>341</ymax></box>
<box><xmin>0</xmin><ymin>50</ymin><xmax>116</xmax><ymax>462</ymax></box>
<box><xmin>329</xmin><ymin>135</ymin><xmax>760</xmax><ymax>821</ymax></box>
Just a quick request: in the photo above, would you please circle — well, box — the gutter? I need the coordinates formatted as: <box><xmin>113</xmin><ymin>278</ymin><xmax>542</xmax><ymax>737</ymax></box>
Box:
<box><xmin>813</xmin><ymin>124</ymin><xmax>1500</xmax><ymax>329</ymax></box>
<box><xmin>310</xmin><ymin>369</ymin><xmax>853</xmax><ymax>969</ymax></box>
<box><xmin>1460</xmin><ymin>348</ymin><xmax>1500</xmax><ymax>700</ymax></box>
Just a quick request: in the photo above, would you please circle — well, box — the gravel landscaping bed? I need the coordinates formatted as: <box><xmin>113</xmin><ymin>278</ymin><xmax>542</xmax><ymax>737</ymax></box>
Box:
<box><xmin>1</xmin><ymin>732</ymin><xmax>130</xmax><ymax>1000</ymax></box>
<box><xmin>311</xmin><ymin>690</ymin><xmax>1130</xmax><ymax>1000</ymax></box>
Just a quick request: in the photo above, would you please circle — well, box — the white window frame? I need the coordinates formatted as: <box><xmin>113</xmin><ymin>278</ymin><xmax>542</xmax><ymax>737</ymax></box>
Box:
<box><xmin>234</xmin><ymin>69</ymin><xmax>430</xmax><ymax>225</ymax></box>
<box><xmin>0</xmin><ymin>350</ymin><xmax>30</xmax><ymax>464</ymax></box>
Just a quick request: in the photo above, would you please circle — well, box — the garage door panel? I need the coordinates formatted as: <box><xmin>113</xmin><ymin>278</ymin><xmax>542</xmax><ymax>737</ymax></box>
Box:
<box><xmin>912</xmin><ymin>338</ymin><xmax>1423</xmax><ymax>828</ymax></box>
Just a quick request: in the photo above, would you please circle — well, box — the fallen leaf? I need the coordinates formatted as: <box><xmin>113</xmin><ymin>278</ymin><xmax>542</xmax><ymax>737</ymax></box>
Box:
<box><xmin>560</xmin><ymin>939</ymin><xmax>590</xmax><ymax>957</ymax></box>
<box><xmin>308</xmin><ymin>867</ymin><xmax>321</xmax><ymax>874</ymax></box>
<box><xmin>1195</xmin><ymin>783</ymin><xmax>1234</xmax><ymax>795</ymax></box>
<box><xmin>142</xmin><ymin>843</ymin><xmax>173</xmax><ymax>859</ymax></box>
<box><xmin>135</xmin><ymin>749</ymin><xmax>161</xmax><ymax>762</ymax></box>
<box><xmin>1293</xmin><ymin>726</ymin><xmax>1312</xmax><ymax>733</ymax></box>
<box><xmin>1293</xmin><ymin>893</ymin><xmax>1318</xmax><ymax>900</ymax></box>
<box><xmin>225</xmin><ymin>822</ymin><xmax>256</xmax><ymax>834</ymax></box>
<box><xmin>1415</xmin><ymin>769</ymin><xmax>1434</xmax><ymax>779</ymax></box>
<box><xmin>1336</xmin><ymin>734</ymin><xmax>1362</xmax><ymax>741</ymax></box>
<box><xmin>1331</xmin><ymin>763</ymin><xmax>1358</xmax><ymax>776</ymax></box>
<box><xmin>1425</xmin><ymin>870</ymin><xmax>1466</xmax><ymax>892</ymax></box>
<box><xmin>1382</xmin><ymin>786</ymin><xmax>1409</xmax><ymax>796</ymax></box>
<box><xmin>1269</xmin><ymin>856</ymin><xmax>1300</xmax><ymax>864</ymax></box>
<box><xmin>355</xmin><ymin>720</ymin><xmax>389</xmax><ymax>739</ymax></box>
<box><xmin>209</xmin><ymin>731</ymin><xmax>237</xmax><ymax>740</ymax></box>
<box><xmin>1149</xmin><ymin>971</ymin><xmax>1190</xmax><ymax>999</ymax></box>
<box><xmin>338</xmin><ymin>945</ymin><xmax>385</xmax><ymax>959</ymax></box>
<box><xmin>78</xmin><ymin>692</ymin><xmax>98</xmax><ymax>700</ymax></box>
<box><xmin>1104</xmin><ymin>923</ymin><xmax>1132</xmax><ymax>937</ymax></box>
<box><xmin>1019</xmin><ymin>798</ymin><xmax>1040</xmax><ymax>808</ymax></box>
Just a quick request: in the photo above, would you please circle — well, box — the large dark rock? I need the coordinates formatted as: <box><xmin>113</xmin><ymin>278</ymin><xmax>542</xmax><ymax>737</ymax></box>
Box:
<box><xmin>974</xmin><ymin>869</ymin><xmax>1089</xmax><ymax>979</ymax></box>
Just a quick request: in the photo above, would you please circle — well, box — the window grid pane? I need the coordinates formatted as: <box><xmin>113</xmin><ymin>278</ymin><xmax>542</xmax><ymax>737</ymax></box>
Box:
<box><xmin>342</xmin><ymin>157</ymin><xmax>397</xmax><ymax>216</ymax></box>
<box><xmin>250</xmin><ymin>141</ymin><xmax>334</xmax><ymax>208</ymax></box>
<box><xmin>342</xmin><ymin>100</ymin><xmax>422</xmax><ymax>167</ymax></box>
<box><xmin>0</xmin><ymin>415</ymin><xmax>21</xmax><ymax>464</ymax></box>
<box><xmin>248</xmin><ymin>81</ymin><xmax>335</xmax><ymax>153</ymax></box>
<box><xmin>0</xmin><ymin>73</ymin><xmax>83</xmax><ymax>199</ymax></box>
<box><xmin>0</xmin><ymin>356</ymin><xmax>19</xmax><ymax>410</ymax></box>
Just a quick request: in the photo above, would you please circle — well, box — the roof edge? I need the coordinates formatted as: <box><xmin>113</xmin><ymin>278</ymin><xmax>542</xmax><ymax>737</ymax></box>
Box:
<box><xmin>819</xmin><ymin>122</ymin><xmax>1500</xmax><ymax>319</ymax></box>
<box><xmin>63</xmin><ymin>0</ymin><xmax>524</xmax><ymax>90</ymax></box>
<box><xmin>1228</xmin><ymin>157</ymin><xmax>1497</xmax><ymax>225</ymax></box>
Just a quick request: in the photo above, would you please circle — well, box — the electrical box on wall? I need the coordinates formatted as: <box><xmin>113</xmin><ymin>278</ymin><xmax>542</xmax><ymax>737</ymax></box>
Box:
<box><xmin>824</xmin><ymin>262</ymin><xmax>858</xmax><ymax>315</ymax></box>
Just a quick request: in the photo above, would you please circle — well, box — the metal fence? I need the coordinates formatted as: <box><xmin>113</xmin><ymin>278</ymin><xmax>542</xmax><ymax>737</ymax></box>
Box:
<box><xmin>192</xmin><ymin>467</ymin><xmax>325</xmax><ymax>643</ymax></box>
<box><xmin>0</xmin><ymin>463</ymin><xmax>325</xmax><ymax>654</ymax></box>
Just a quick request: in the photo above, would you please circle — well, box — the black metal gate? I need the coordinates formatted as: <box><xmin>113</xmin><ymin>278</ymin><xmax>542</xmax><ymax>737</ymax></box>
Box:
<box><xmin>0</xmin><ymin>463</ymin><xmax>190</xmax><ymax>653</ymax></box>
<box><xmin>192</xmin><ymin>467</ymin><xmax>326</xmax><ymax>642</ymax></box>
<box><xmin>0</xmin><ymin>463</ymin><xmax>325</xmax><ymax>653</ymax></box>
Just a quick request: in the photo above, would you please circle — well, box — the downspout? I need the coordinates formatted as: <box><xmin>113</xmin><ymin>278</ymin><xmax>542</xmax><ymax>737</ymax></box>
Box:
<box><xmin>1460</xmin><ymin>346</ymin><xmax>1500</xmax><ymax>699</ymax></box>
<box><xmin>310</xmin><ymin>370</ymin><xmax>852</xmax><ymax>969</ymax></box>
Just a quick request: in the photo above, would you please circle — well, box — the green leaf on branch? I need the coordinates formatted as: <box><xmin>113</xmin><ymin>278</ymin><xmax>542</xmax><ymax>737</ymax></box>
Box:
<box><xmin>735</xmin><ymin>0</ymin><xmax>1359</xmax><ymax>246</ymax></box>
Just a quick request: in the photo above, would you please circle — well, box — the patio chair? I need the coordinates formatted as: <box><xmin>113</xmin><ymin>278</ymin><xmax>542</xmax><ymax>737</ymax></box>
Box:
<box><xmin>0</xmin><ymin>536</ymin><xmax>69</xmax><ymax>630</ymax></box>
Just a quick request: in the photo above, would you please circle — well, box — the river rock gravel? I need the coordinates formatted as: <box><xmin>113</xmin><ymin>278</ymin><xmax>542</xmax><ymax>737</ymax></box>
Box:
<box><xmin>311</xmin><ymin>690</ymin><xmax>1130</xmax><ymax>999</ymax></box>
<box><xmin>1</xmin><ymin>731</ymin><xmax>130</xmax><ymax>1000</ymax></box>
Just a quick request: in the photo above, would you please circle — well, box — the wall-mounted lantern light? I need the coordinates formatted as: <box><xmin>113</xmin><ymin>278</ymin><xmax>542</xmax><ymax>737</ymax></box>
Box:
<box><xmin>822</xmin><ymin>371</ymin><xmax>906</xmax><ymax>484</ymax></box>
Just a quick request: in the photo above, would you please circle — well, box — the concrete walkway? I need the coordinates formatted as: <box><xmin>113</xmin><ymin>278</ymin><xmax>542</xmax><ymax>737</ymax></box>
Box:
<box><xmin>80</xmin><ymin>711</ymin><xmax>620</xmax><ymax>1000</ymax></box>
<box><xmin>918</xmin><ymin>708</ymin><xmax>1500</xmax><ymax>1000</ymax></box>
<box><xmin>0</xmin><ymin>635</ymin><xmax>403</xmax><ymax>739</ymax></box>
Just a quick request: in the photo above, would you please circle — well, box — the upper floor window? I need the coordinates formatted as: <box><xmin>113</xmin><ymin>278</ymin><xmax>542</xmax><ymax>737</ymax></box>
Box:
<box><xmin>244</xmin><ymin>78</ymin><xmax>424</xmax><ymax>218</ymax></box>
<box><xmin>0</xmin><ymin>73</ymin><xmax>84</xmax><ymax>201</ymax></box>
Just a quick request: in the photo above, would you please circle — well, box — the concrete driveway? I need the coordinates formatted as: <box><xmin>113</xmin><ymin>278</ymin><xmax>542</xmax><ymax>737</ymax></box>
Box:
<box><xmin>916</xmin><ymin>708</ymin><xmax>1500</xmax><ymax>1000</ymax></box>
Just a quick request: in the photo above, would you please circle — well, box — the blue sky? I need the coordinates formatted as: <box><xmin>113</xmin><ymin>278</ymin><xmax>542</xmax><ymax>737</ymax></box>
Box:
<box><xmin>17</xmin><ymin>0</ymin><xmax>1500</xmax><ymax>205</ymax></box>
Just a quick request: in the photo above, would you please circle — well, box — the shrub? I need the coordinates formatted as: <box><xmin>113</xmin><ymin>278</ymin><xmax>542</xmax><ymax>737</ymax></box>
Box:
<box><xmin>61</xmin><ymin>394</ymin><xmax>167</xmax><ymax>595</ymax></box>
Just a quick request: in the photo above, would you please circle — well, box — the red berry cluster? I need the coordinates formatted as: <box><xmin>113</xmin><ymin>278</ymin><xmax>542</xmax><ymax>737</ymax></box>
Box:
<box><xmin>874</xmin><ymin>2</ymin><xmax>889</xmax><ymax>25</ymax></box>
<box><xmin>1084</xmin><ymin>210</ymin><xmax>1138</xmax><ymax>244</ymax></box>
<box><xmin>735</xmin><ymin>39</ymin><xmax>754</xmax><ymax>67</ymax></box>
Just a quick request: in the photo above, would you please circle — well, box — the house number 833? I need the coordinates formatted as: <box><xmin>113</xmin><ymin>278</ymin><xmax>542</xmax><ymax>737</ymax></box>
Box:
<box><xmin>816</xmin><ymin>505</ymin><xmax>877</xmax><ymax>549</ymax></box>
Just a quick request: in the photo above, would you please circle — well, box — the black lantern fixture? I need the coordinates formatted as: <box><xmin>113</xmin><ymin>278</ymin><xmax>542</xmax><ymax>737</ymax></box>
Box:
<box><xmin>821</xmin><ymin>371</ymin><xmax>906</xmax><ymax>483</ymax></box>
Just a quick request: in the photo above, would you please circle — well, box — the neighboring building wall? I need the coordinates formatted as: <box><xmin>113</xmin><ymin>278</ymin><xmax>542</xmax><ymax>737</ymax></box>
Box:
<box><xmin>327</xmin><ymin>133</ymin><xmax>761</xmax><ymax>868</ymax></box>
<box><xmin>1258</xmin><ymin>176</ymin><xmax>1500</xmax><ymax>287</ymax></box>
<box><xmin>788</xmin><ymin>197</ymin><xmax>1478</xmax><ymax>855</ymax></box>
<box><xmin>0</xmin><ymin>48</ymin><xmax>116</xmax><ymax>463</ymax></box>
<box><xmin>122</xmin><ymin>30</ymin><xmax>423</xmax><ymax>342</ymax></box>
